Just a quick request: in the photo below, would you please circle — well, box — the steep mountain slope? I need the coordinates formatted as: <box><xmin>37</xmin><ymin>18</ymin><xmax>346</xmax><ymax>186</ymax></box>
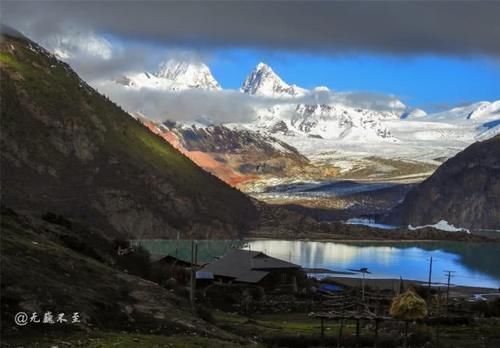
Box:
<box><xmin>388</xmin><ymin>135</ymin><xmax>500</xmax><ymax>229</ymax></box>
<box><xmin>0</xmin><ymin>32</ymin><xmax>257</xmax><ymax>239</ymax></box>
<box><xmin>1</xmin><ymin>207</ymin><xmax>246</xmax><ymax>344</ymax></box>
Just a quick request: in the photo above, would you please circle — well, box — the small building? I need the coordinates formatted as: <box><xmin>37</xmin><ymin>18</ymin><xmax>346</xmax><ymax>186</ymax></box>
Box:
<box><xmin>152</xmin><ymin>255</ymin><xmax>194</xmax><ymax>268</ymax></box>
<box><xmin>198</xmin><ymin>249</ymin><xmax>303</xmax><ymax>290</ymax></box>
<box><xmin>151</xmin><ymin>254</ymin><xmax>196</xmax><ymax>284</ymax></box>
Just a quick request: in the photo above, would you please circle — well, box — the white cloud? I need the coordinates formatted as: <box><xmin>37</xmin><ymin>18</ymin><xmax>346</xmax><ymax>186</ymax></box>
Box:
<box><xmin>93</xmin><ymin>78</ymin><xmax>406</xmax><ymax>124</ymax></box>
<box><xmin>41</xmin><ymin>30</ymin><xmax>112</xmax><ymax>60</ymax></box>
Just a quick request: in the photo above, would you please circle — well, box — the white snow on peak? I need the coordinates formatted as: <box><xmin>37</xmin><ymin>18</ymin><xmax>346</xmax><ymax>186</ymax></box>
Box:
<box><xmin>313</xmin><ymin>86</ymin><xmax>330</xmax><ymax>92</ymax></box>
<box><xmin>401</xmin><ymin>108</ymin><xmax>427</xmax><ymax>119</ymax></box>
<box><xmin>117</xmin><ymin>58</ymin><xmax>221</xmax><ymax>91</ymax></box>
<box><xmin>466</xmin><ymin>100</ymin><xmax>500</xmax><ymax>120</ymax></box>
<box><xmin>155</xmin><ymin>59</ymin><xmax>221</xmax><ymax>90</ymax></box>
<box><xmin>241</xmin><ymin>62</ymin><xmax>307</xmax><ymax>97</ymax></box>
<box><xmin>388</xmin><ymin>99</ymin><xmax>407</xmax><ymax>110</ymax></box>
<box><xmin>432</xmin><ymin>100</ymin><xmax>500</xmax><ymax>122</ymax></box>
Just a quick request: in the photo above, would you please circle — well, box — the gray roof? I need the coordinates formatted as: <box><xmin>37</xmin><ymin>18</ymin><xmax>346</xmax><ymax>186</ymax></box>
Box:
<box><xmin>199</xmin><ymin>249</ymin><xmax>300</xmax><ymax>283</ymax></box>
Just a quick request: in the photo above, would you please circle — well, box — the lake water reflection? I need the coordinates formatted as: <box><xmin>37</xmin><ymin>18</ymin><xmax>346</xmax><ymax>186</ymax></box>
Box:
<box><xmin>247</xmin><ymin>240</ymin><xmax>500</xmax><ymax>288</ymax></box>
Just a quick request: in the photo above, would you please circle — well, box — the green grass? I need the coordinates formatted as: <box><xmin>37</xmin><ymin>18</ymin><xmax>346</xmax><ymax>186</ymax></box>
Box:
<box><xmin>0</xmin><ymin>38</ymin><xmax>214</xmax><ymax>193</ymax></box>
<box><xmin>2</xmin><ymin>330</ymin><xmax>259</xmax><ymax>348</ymax></box>
<box><xmin>0</xmin><ymin>52</ymin><xmax>24</xmax><ymax>70</ymax></box>
<box><xmin>0</xmin><ymin>213</ymin><xmax>132</xmax><ymax>329</ymax></box>
<box><xmin>214</xmin><ymin>311</ymin><xmax>353</xmax><ymax>337</ymax></box>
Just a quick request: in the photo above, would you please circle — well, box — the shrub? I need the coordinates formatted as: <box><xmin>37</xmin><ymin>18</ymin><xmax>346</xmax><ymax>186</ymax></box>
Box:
<box><xmin>41</xmin><ymin>211</ymin><xmax>72</xmax><ymax>229</ymax></box>
<box><xmin>115</xmin><ymin>244</ymin><xmax>152</xmax><ymax>279</ymax></box>
<box><xmin>195</xmin><ymin>304</ymin><xmax>215</xmax><ymax>324</ymax></box>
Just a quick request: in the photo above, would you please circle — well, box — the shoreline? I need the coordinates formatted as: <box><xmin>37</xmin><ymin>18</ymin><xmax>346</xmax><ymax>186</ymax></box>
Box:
<box><xmin>245</xmin><ymin>236</ymin><xmax>500</xmax><ymax>243</ymax></box>
<box><xmin>130</xmin><ymin>236</ymin><xmax>500</xmax><ymax>244</ymax></box>
<box><xmin>320</xmin><ymin>276</ymin><xmax>500</xmax><ymax>294</ymax></box>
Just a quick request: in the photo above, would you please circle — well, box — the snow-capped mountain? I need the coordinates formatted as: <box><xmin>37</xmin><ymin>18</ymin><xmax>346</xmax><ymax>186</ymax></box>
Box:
<box><xmin>241</xmin><ymin>62</ymin><xmax>307</xmax><ymax>97</ymax></box>
<box><xmin>467</xmin><ymin>100</ymin><xmax>500</xmax><ymax>120</ymax></box>
<box><xmin>400</xmin><ymin>108</ymin><xmax>427</xmax><ymax>119</ymax></box>
<box><xmin>239</xmin><ymin>63</ymin><xmax>403</xmax><ymax>142</ymax></box>
<box><xmin>292</xmin><ymin>104</ymin><xmax>396</xmax><ymax>141</ymax></box>
<box><xmin>156</xmin><ymin>60</ymin><xmax>221</xmax><ymax>90</ymax></box>
<box><xmin>116</xmin><ymin>59</ymin><xmax>221</xmax><ymax>91</ymax></box>
<box><xmin>113</xmin><ymin>59</ymin><xmax>499</xmax><ymax>150</ymax></box>
<box><xmin>431</xmin><ymin>101</ymin><xmax>500</xmax><ymax>122</ymax></box>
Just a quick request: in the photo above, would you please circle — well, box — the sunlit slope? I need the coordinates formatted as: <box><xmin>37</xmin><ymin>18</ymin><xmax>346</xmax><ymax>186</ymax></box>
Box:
<box><xmin>0</xmin><ymin>32</ymin><xmax>257</xmax><ymax>238</ymax></box>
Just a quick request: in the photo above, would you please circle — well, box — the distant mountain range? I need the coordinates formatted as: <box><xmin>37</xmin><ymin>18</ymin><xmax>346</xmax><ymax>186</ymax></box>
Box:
<box><xmin>114</xmin><ymin>59</ymin><xmax>499</xmax><ymax>146</ymax></box>
<box><xmin>2</xmin><ymin>26</ymin><xmax>496</xmax><ymax>235</ymax></box>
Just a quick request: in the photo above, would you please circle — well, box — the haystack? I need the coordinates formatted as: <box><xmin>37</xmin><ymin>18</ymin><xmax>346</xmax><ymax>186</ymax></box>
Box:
<box><xmin>390</xmin><ymin>289</ymin><xmax>428</xmax><ymax>320</ymax></box>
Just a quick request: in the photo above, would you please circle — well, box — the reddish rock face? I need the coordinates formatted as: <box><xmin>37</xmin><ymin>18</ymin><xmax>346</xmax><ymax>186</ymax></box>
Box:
<box><xmin>138</xmin><ymin>118</ymin><xmax>314</xmax><ymax>188</ymax></box>
<box><xmin>140</xmin><ymin>119</ymin><xmax>258</xmax><ymax>186</ymax></box>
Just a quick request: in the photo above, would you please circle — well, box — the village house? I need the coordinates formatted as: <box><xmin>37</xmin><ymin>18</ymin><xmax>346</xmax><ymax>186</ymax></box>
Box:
<box><xmin>198</xmin><ymin>249</ymin><xmax>304</xmax><ymax>290</ymax></box>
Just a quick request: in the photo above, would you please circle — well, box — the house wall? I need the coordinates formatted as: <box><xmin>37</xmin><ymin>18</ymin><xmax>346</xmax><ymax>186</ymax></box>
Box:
<box><xmin>258</xmin><ymin>268</ymin><xmax>304</xmax><ymax>290</ymax></box>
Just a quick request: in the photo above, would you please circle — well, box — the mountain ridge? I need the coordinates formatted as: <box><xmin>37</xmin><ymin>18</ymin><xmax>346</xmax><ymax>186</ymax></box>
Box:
<box><xmin>0</xmin><ymin>32</ymin><xmax>257</xmax><ymax>239</ymax></box>
<box><xmin>113</xmin><ymin>59</ymin><xmax>499</xmax><ymax>145</ymax></box>
<box><xmin>116</xmin><ymin>58</ymin><xmax>221</xmax><ymax>91</ymax></box>
<box><xmin>387</xmin><ymin>134</ymin><xmax>500</xmax><ymax>229</ymax></box>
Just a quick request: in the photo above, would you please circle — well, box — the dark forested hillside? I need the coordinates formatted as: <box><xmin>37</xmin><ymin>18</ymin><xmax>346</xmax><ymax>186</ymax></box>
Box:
<box><xmin>388</xmin><ymin>135</ymin><xmax>500</xmax><ymax>230</ymax></box>
<box><xmin>0</xmin><ymin>32</ymin><xmax>258</xmax><ymax>239</ymax></box>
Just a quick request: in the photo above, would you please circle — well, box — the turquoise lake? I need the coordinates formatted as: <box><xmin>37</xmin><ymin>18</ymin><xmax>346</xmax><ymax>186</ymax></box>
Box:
<box><xmin>132</xmin><ymin>239</ymin><xmax>500</xmax><ymax>289</ymax></box>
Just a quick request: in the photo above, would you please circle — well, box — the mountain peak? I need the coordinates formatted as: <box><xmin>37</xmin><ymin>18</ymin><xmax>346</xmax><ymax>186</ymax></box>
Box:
<box><xmin>117</xmin><ymin>58</ymin><xmax>221</xmax><ymax>91</ymax></box>
<box><xmin>241</xmin><ymin>62</ymin><xmax>306</xmax><ymax>97</ymax></box>
<box><xmin>401</xmin><ymin>108</ymin><xmax>427</xmax><ymax>119</ymax></box>
<box><xmin>155</xmin><ymin>59</ymin><xmax>221</xmax><ymax>90</ymax></box>
<box><xmin>255</xmin><ymin>62</ymin><xmax>274</xmax><ymax>73</ymax></box>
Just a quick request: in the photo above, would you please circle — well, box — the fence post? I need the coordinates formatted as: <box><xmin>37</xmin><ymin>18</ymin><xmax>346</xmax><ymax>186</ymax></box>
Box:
<box><xmin>320</xmin><ymin>317</ymin><xmax>325</xmax><ymax>339</ymax></box>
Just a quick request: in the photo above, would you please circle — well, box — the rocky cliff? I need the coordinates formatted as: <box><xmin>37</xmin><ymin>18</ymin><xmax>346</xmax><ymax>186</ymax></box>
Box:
<box><xmin>388</xmin><ymin>135</ymin><xmax>500</xmax><ymax>230</ymax></box>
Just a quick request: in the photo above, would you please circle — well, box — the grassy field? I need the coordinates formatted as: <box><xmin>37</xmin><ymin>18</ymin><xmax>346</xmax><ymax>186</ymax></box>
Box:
<box><xmin>214</xmin><ymin>311</ymin><xmax>500</xmax><ymax>347</ymax></box>
<box><xmin>1</xmin><ymin>330</ymin><xmax>260</xmax><ymax>348</ymax></box>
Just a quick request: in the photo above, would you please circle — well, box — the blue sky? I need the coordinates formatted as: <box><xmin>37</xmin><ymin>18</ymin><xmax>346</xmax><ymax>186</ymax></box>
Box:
<box><xmin>210</xmin><ymin>49</ymin><xmax>500</xmax><ymax>112</ymax></box>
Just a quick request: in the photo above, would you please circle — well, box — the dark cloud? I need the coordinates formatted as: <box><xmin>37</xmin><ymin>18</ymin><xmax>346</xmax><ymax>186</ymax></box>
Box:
<box><xmin>2</xmin><ymin>0</ymin><xmax>500</xmax><ymax>57</ymax></box>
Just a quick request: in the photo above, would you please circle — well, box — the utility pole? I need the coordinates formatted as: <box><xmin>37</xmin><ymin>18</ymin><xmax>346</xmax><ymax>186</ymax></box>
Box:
<box><xmin>350</xmin><ymin>267</ymin><xmax>370</xmax><ymax>301</ymax></box>
<box><xmin>427</xmin><ymin>257</ymin><xmax>433</xmax><ymax>299</ymax></box>
<box><xmin>444</xmin><ymin>270</ymin><xmax>455</xmax><ymax>313</ymax></box>
<box><xmin>190</xmin><ymin>240</ymin><xmax>198</xmax><ymax>306</ymax></box>
<box><xmin>175</xmin><ymin>231</ymin><xmax>180</xmax><ymax>259</ymax></box>
<box><xmin>362</xmin><ymin>271</ymin><xmax>366</xmax><ymax>301</ymax></box>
